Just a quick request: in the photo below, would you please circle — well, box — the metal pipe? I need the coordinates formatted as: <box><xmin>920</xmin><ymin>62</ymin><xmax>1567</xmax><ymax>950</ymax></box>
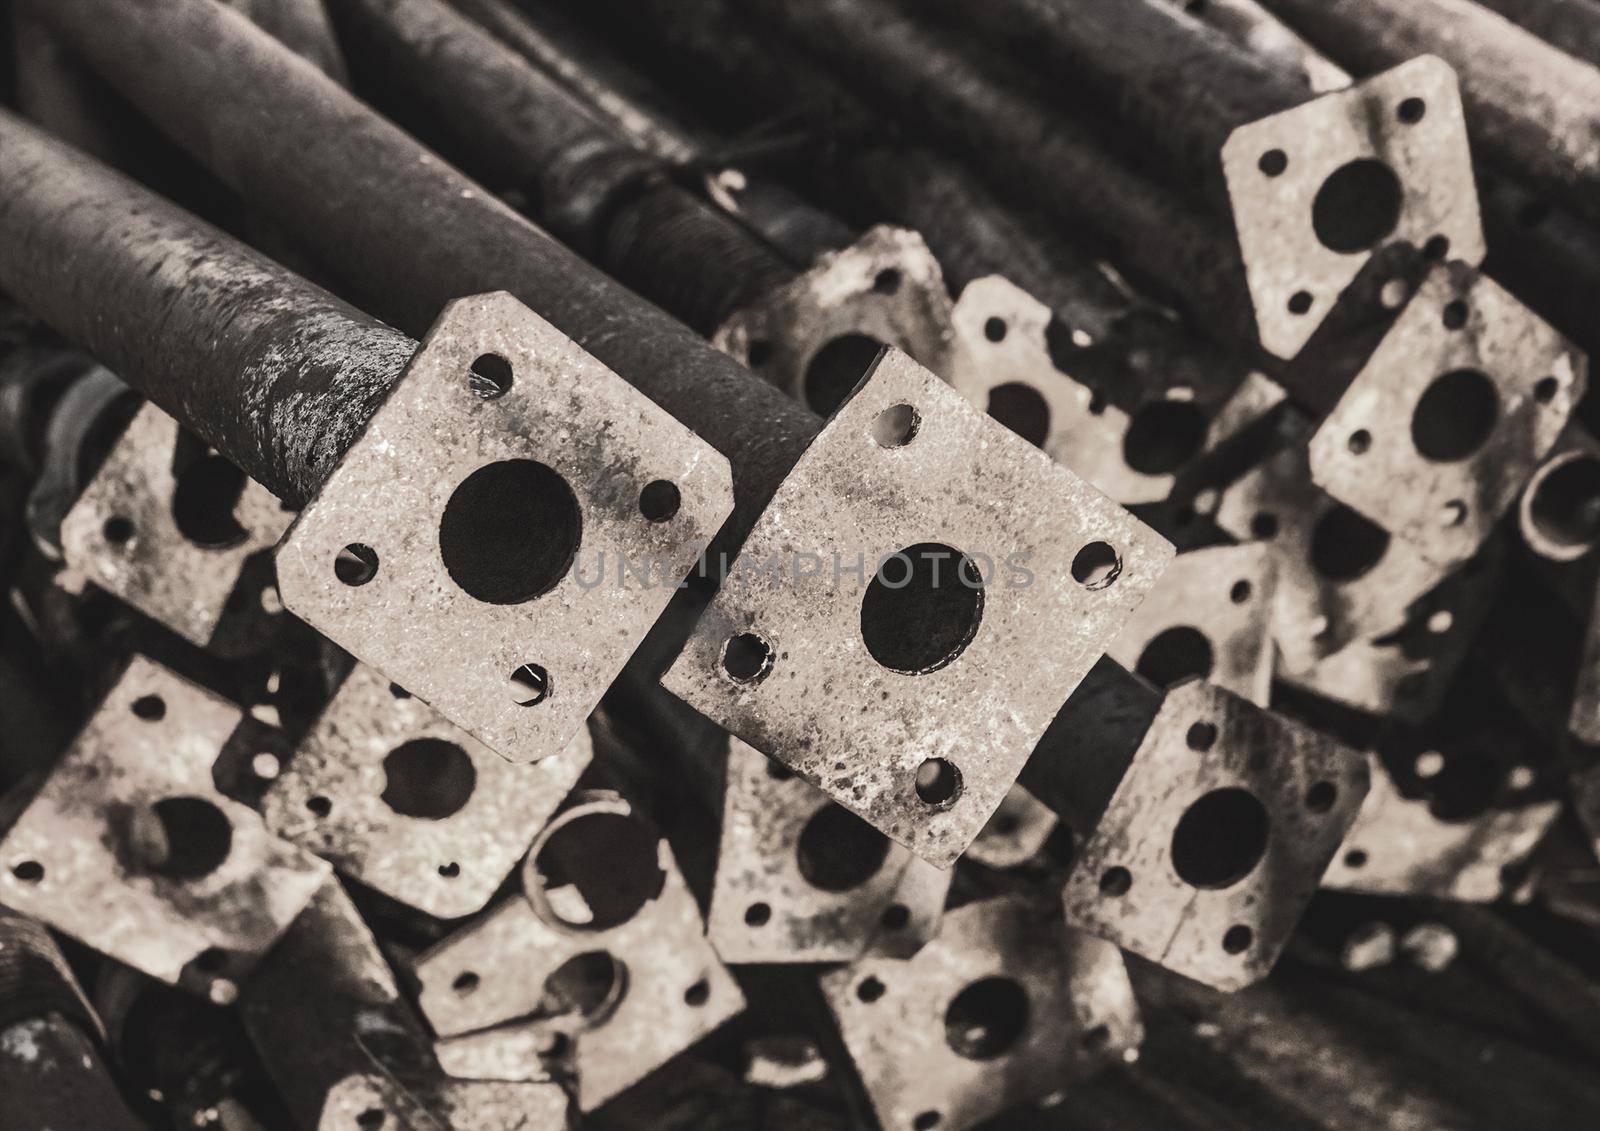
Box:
<box><xmin>451</xmin><ymin>0</ymin><xmax>861</xmax><ymax>268</ymax></box>
<box><xmin>0</xmin><ymin>910</ymin><xmax>146</xmax><ymax>1131</ymax></box>
<box><xmin>594</xmin><ymin>0</ymin><xmax>1258</xmax><ymax>357</ymax></box>
<box><xmin>916</xmin><ymin>0</ymin><xmax>1307</xmax><ymax>207</ymax></box>
<box><xmin>328</xmin><ymin>0</ymin><xmax>795</xmax><ymax>336</ymax></box>
<box><xmin>0</xmin><ymin>109</ymin><xmax>416</xmax><ymax>508</ymax></box>
<box><xmin>1262</xmin><ymin>0</ymin><xmax>1600</xmax><ymax>231</ymax></box>
<box><xmin>21</xmin><ymin>0</ymin><xmax>821</xmax><ymax>548</ymax></box>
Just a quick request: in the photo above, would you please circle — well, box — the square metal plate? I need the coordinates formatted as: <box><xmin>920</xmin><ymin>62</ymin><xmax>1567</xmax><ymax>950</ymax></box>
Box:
<box><xmin>261</xmin><ymin>665</ymin><xmax>593</xmax><ymax>919</ymax></box>
<box><xmin>1223</xmin><ymin>56</ymin><xmax>1483</xmax><ymax>360</ymax></box>
<box><xmin>0</xmin><ymin>657</ymin><xmax>330</xmax><ymax>994</ymax></box>
<box><xmin>663</xmin><ymin>348</ymin><xmax>1173</xmax><ymax>865</ymax></box>
<box><xmin>818</xmin><ymin>896</ymin><xmax>1140</xmax><ymax>1131</ymax></box>
<box><xmin>1307</xmin><ymin>263</ymin><xmax>1585</xmax><ymax>565</ymax></box>
<box><xmin>276</xmin><ymin>292</ymin><xmax>734</xmax><ymax>765</ymax></box>
<box><xmin>61</xmin><ymin>403</ymin><xmax>291</xmax><ymax>647</ymax></box>
<box><xmin>1106</xmin><ymin>543</ymin><xmax>1277</xmax><ymax>706</ymax></box>
<box><xmin>1062</xmin><ymin>681</ymin><xmax>1368</xmax><ymax>990</ymax></box>
<box><xmin>714</xmin><ymin>226</ymin><xmax>960</xmax><ymax>410</ymax></box>
<box><xmin>705</xmin><ymin>738</ymin><xmax>950</xmax><ymax>963</ymax></box>
<box><xmin>415</xmin><ymin>793</ymin><xmax>743</xmax><ymax>1111</ymax></box>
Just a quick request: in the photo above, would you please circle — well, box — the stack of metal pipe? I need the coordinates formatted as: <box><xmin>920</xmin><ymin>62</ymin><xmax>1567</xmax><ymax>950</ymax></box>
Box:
<box><xmin>3</xmin><ymin>0</ymin><xmax>1600</xmax><ymax>1127</ymax></box>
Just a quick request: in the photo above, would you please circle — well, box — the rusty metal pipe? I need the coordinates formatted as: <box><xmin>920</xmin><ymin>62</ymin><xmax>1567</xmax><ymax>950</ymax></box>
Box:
<box><xmin>0</xmin><ymin>109</ymin><xmax>416</xmax><ymax>508</ymax></box>
<box><xmin>326</xmin><ymin>0</ymin><xmax>796</xmax><ymax>336</ymax></box>
<box><xmin>20</xmin><ymin>0</ymin><xmax>821</xmax><ymax>549</ymax></box>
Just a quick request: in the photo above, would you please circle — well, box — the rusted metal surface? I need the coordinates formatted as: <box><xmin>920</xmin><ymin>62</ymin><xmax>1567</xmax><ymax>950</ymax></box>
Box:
<box><xmin>664</xmin><ymin>348</ymin><xmax>1173</xmax><ymax>866</ymax></box>
<box><xmin>818</xmin><ymin>895</ymin><xmax>1141</xmax><ymax>1131</ymax></box>
<box><xmin>277</xmin><ymin>292</ymin><xmax>733</xmax><ymax>766</ymax></box>
<box><xmin>1221</xmin><ymin>56</ymin><xmax>1484</xmax><ymax>360</ymax></box>
<box><xmin>60</xmin><ymin>403</ymin><xmax>292</xmax><ymax>649</ymax></box>
<box><xmin>1106</xmin><ymin>543</ymin><xmax>1278</xmax><ymax>706</ymax></box>
<box><xmin>416</xmin><ymin>791</ymin><xmax>743</xmax><ymax>1110</ymax></box>
<box><xmin>0</xmin><ymin>109</ymin><xmax>417</xmax><ymax>508</ymax></box>
<box><xmin>1306</xmin><ymin>262</ymin><xmax>1584</xmax><ymax>566</ymax></box>
<box><xmin>714</xmin><ymin>227</ymin><xmax>959</xmax><ymax>414</ymax></box>
<box><xmin>1326</xmin><ymin>753</ymin><xmax>1560</xmax><ymax>901</ymax></box>
<box><xmin>261</xmin><ymin>665</ymin><xmax>593</xmax><ymax>918</ymax></box>
<box><xmin>1059</xmin><ymin>681</ymin><xmax>1369</xmax><ymax>990</ymax></box>
<box><xmin>705</xmin><ymin>737</ymin><xmax>951</xmax><ymax>963</ymax></box>
<box><xmin>0</xmin><ymin>657</ymin><xmax>330</xmax><ymax>994</ymax></box>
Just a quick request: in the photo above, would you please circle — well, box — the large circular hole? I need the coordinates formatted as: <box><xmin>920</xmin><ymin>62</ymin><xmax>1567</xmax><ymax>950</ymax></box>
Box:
<box><xmin>795</xmin><ymin>804</ymin><xmax>891</xmax><ymax>892</ymax></box>
<box><xmin>171</xmin><ymin>454</ymin><xmax>249</xmax><ymax>548</ymax></box>
<box><xmin>985</xmin><ymin>383</ymin><xmax>1050</xmax><ymax>448</ymax></box>
<box><xmin>860</xmin><ymin>544</ymin><xmax>984</xmax><ymax>674</ymax></box>
<box><xmin>134</xmin><ymin>797</ymin><xmax>233</xmax><ymax>879</ymax></box>
<box><xmin>943</xmin><ymin>977</ymin><xmax>1030</xmax><ymax>1060</ymax></box>
<box><xmin>539</xmin><ymin>950</ymin><xmax>627</xmax><ymax>1025</ymax></box>
<box><xmin>1411</xmin><ymin>370</ymin><xmax>1498</xmax><ymax>462</ymax></box>
<box><xmin>532</xmin><ymin>810</ymin><xmax>665</xmax><ymax>930</ymax></box>
<box><xmin>1309</xmin><ymin>504</ymin><xmax>1390</xmax><ymax>581</ymax></box>
<box><xmin>1122</xmin><ymin>400</ymin><xmax>1208</xmax><ymax>475</ymax></box>
<box><xmin>1311</xmin><ymin>159</ymin><xmax>1404</xmax><ymax>254</ymax></box>
<box><xmin>1527</xmin><ymin>454</ymin><xmax>1600</xmax><ymax>552</ymax></box>
<box><xmin>380</xmin><ymin>739</ymin><xmax>477</xmax><ymax>820</ymax></box>
<box><xmin>804</xmin><ymin>334</ymin><xmax>885</xmax><ymax>416</ymax></box>
<box><xmin>1134</xmin><ymin>626</ymin><xmax>1215</xmax><ymax>690</ymax></box>
<box><xmin>438</xmin><ymin>459</ymin><xmax>581</xmax><ymax>604</ymax></box>
<box><xmin>1170</xmin><ymin>788</ymin><xmax>1269</xmax><ymax>889</ymax></box>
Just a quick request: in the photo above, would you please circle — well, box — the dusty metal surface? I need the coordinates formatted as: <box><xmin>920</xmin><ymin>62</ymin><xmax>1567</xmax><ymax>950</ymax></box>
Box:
<box><xmin>1106</xmin><ymin>543</ymin><xmax>1278</xmax><ymax>706</ymax></box>
<box><xmin>1308</xmin><ymin>262</ymin><xmax>1585</xmax><ymax>565</ymax></box>
<box><xmin>416</xmin><ymin>792</ymin><xmax>743</xmax><ymax>1110</ymax></box>
<box><xmin>0</xmin><ymin>656</ymin><xmax>330</xmax><ymax>994</ymax></box>
<box><xmin>1326</xmin><ymin>753</ymin><xmax>1560</xmax><ymax>900</ymax></box>
<box><xmin>1161</xmin><ymin>0</ymin><xmax>1351</xmax><ymax>92</ymax></box>
<box><xmin>1217</xmin><ymin>443</ymin><xmax>1457</xmax><ymax>669</ymax></box>
<box><xmin>945</xmin><ymin>276</ymin><xmax>1170</xmax><ymax>505</ymax></box>
<box><xmin>278</xmin><ymin>292</ymin><xmax>734</xmax><ymax>766</ymax></box>
<box><xmin>1280</xmin><ymin>547</ymin><xmax>1501</xmax><ymax>724</ymax></box>
<box><xmin>818</xmin><ymin>895</ymin><xmax>1141</xmax><ymax>1131</ymax></box>
<box><xmin>1222</xmin><ymin>56</ymin><xmax>1483</xmax><ymax>360</ymax></box>
<box><xmin>705</xmin><ymin>737</ymin><xmax>951</xmax><ymax>963</ymax></box>
<box><xmin>1062</xmin><ymin>681</ymin><xmax>1369</xmax><ymax>990</ymax></box>
<box><xmin>963</xmin><ymin>785</ymin><xmax>1060</xmax><ymax>871</ymax></box>
<box><xmin>59</xmin><ymin>402</ymin><xmax>292</xmax><ymax>648</ymax></box>
<box><xmin>946</xmin><ymin>276</ymin><xmax>1285</xmax><ymax>507</ymax></box>
<box><xmin>663</xmin><ymin>347</ymin><xmax>1173</xmax><ymax>866</ymax></box>
<box><xmin>714</xmin><ymin>226</ymin><xmax>959</xmax><ymax>414</ymax></box>
<box><xmin>261</xmin><ymin>665</ymin><xmax>594</xmax><ymax>918</ymax></box>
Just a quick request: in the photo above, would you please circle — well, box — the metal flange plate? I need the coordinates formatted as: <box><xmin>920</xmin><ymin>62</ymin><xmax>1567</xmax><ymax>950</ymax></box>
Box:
<box><xmin>1222</xmin><ymin>56</ymin><xmax>1483</xmax><ymax>360</ymax></box>
<box><xmin>1062</xmin><ymin>681</ymin><xmax>1369</xmax><ymax>990</ymax></box>
<box><xmin>663</xmin><ymin>348</ymin><xmax>1173</xmax><ymax>866</ymax></box>
<box><xmin>61</xmin><ymin>403</ymin><xmax>291</xmax><ymax>647</ymax></box>
<box><xmin>714</xmin><ymin>226</ymin><xmax>959</xmax><ymax>413</ymax></box>
<box><xmin>818</xmin><ymin>896</ymin><xmax>1140</xmax><ymax>1131</ymax></box>
<box><xmin>0</xmin><ymin>657</ymin><xmax>330</xmax><ymax>995</ymax></box>
<box><xmin>1308</xmin><ymin>263</ymin><xmax>1585</xmax><ymax>565</ymax></box>
<box><xmin>1106</xmin><ymin>543</ymin><xmax>1277</xmax><ymax>706</ymax></box>
<box><xmin>415</xmin><ymin>793</ymin><xmax>743</xmax><ymax>1111</ymax></box>
<box><xmin>276</xmin><ymin>292</ymin><xmax>734</xmax><ymax>765</ymax></box>
<box><xmin>1217</xmin><ymin>443</ymin><xmax>1456</xmax><ymax>669</ymax></box>
<box><xmin>706</xmin><ymin>738</ymin><xmax>951</xmax><ymax>963</ymax></box>
<box><xmin>261</xmin><ymin>665</ymin><xmax>593</xmax><ymax>919</ymax></box>
<box><xmin>1327</xmin><ymin>753</ymin><xmax>1559</xmax><ymax>901</ymax></box>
